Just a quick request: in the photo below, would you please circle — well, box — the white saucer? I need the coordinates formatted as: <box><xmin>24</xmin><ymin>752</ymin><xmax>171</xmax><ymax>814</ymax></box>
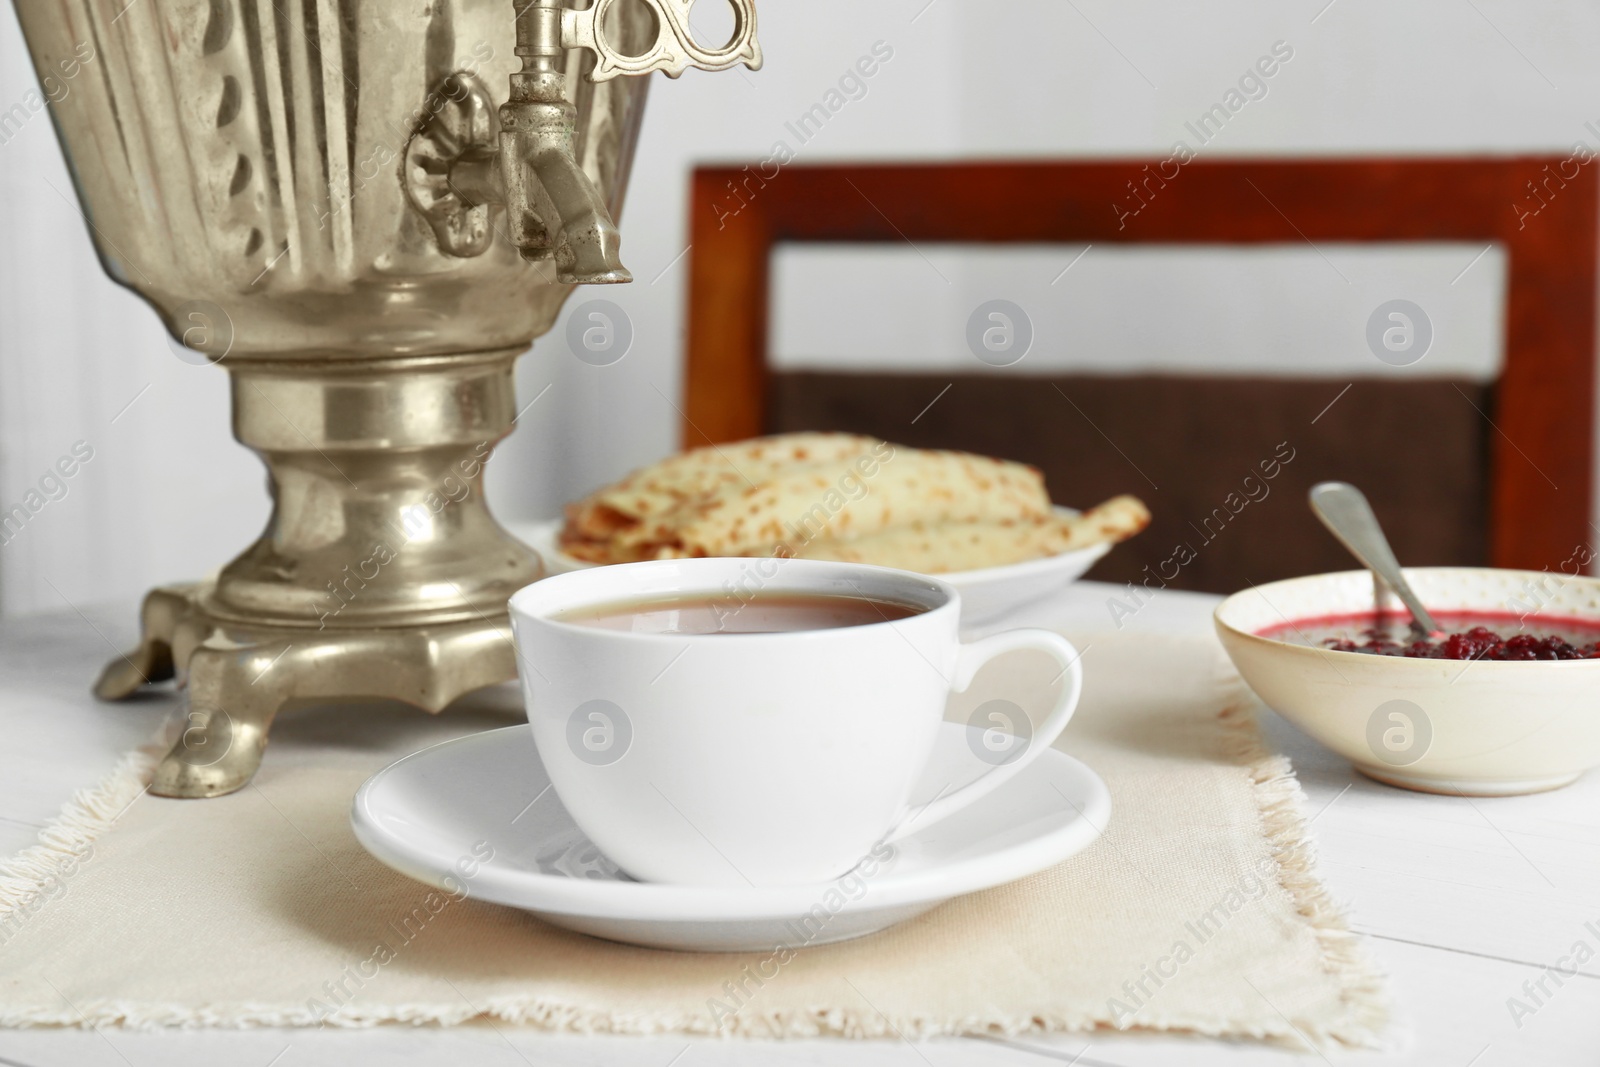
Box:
<box><xmin>351</xmin><ymin>722</ymin><xmax>1110</xmax><ymax>951</ymax></box>
<box><xmin>511</xmin><ymin>507</ymin><xmax>1111</xmax><ymax>630</ymax></box>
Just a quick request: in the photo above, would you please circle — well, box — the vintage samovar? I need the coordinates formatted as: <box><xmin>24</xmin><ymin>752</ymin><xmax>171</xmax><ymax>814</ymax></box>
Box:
<box><xmin>11</xmin><ymin>0</ymin><xmax>758</xmax><ymax>796</ymax></box>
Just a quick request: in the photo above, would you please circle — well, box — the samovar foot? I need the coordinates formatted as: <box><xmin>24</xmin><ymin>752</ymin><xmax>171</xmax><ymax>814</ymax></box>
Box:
<box><xmin>93</xmin><ymin>584</ymin><xmax>193</xmax><ymax>700</ymax></box>
<box><xmin>95</xmin><ymin>583</ymin><xmax>521</xmax><ymax>798</ymax></box>
<box><xmin>151</xmin><ymin>701</ymin><xmax>272</xmax><ymax>800</ymax></box>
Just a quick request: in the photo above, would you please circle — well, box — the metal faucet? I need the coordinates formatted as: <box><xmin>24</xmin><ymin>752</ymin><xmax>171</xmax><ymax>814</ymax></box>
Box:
<box><xmin>406</xmin><ymin>0</ymin><xmax>762</xmax><ymax>284</ymax></box>
<box><xmin>501</xmin><ymin>0</ymin><xmax>628</xmax><ymax>283</ymax></box>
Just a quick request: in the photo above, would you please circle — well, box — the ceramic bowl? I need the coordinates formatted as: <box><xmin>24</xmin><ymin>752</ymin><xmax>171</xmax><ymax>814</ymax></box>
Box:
<box><xmin>513</xmin><ymin>506</ymin><xmax>1111</xmax><ymax>629</ymax></box>
<box><xmin>1215</xmin><ymin>567</ymin><xmax>1600</xmax><ymax>796</ymax></box>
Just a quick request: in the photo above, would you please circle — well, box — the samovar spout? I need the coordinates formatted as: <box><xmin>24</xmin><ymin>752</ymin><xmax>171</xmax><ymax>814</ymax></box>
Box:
<box><xmin>503</xmin><ymin>125</ymin><xmax>630</xmax><ymax>284</ymax></box>
<box><xmin>498</xmin><ymin>0</ymin><xmax>631</xmax><ymax>284</ymax></box>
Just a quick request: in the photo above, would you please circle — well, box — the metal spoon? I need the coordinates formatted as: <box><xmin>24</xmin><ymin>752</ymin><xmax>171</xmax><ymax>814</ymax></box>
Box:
<box><xmin>1309</xmin><ymin>481</ymin><xmax>1441</xmax><ymax>636</ymax></box>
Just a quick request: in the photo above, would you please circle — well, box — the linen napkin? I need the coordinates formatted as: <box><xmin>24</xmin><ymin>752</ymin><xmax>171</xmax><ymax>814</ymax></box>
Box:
<box><xmin>0</xmin><ymin>631</ymin><xmax>1387</xmax><ymax>1045</ymax></box>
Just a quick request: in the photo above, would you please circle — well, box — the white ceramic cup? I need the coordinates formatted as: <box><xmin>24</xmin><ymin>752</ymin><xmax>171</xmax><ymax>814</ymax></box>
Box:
<box><xmin>508</xmin><ymin>557</ymin><xmax>1083</xmax><ymax>887</ymax></box>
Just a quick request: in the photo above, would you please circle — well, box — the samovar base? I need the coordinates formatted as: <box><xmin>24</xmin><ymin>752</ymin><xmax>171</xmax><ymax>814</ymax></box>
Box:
<box><xmin>85</xmin><ymin>348</ymin><xmax>543</xmax><ymax>798</ymax></box>
<box><xmin>95</xmin><ymin>582</ymin><xmax>520</xmax><ymax>798</ymax></box>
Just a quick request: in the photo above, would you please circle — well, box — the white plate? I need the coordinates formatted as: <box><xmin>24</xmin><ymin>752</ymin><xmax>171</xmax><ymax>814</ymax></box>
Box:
<box><xmin>351</xmin><ymin>722</ymin><xmax>1109</xmax><ymax>951</ymax></box>
<box><xmin>511</xmin><ymin>506</ymin><xmax>1111</xmax><ymax>629</ymax></box>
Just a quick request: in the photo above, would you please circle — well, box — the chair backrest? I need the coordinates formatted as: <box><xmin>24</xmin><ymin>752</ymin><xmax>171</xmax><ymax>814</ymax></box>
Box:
<box><xmin>684</xmin><ymin>159</ymin><xmax>1597</xmax><ymax>592</ymax></box>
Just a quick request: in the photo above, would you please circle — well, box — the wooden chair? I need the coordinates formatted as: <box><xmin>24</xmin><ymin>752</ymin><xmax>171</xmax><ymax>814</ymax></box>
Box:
<box><xmin>683</xmin><ymin>159</ymin><xmax>1597</xmax><ymax>592</ymax></box>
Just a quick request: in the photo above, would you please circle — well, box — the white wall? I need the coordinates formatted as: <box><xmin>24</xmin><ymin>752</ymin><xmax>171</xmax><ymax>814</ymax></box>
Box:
<box><xmin>3</xmin><ymin>0</ymin><xmax>1598</xmax><ymax>615</ymax></box>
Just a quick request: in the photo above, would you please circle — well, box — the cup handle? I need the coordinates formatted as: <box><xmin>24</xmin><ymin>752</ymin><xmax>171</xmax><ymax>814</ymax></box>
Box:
<box><xmin>884</xmin><ymin>629</ymin><xmax>1084</xmax><ymax>844</ymax></box>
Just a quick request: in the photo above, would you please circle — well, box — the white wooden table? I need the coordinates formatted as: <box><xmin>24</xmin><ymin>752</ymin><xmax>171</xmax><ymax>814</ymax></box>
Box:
<box><xmin>1</xmin><ymin>582</ymin><xmax>1596</xmax><ymax>1067</ymax></box>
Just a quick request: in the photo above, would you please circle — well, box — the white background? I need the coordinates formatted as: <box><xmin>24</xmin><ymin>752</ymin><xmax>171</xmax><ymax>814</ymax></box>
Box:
<box><xmin>3</xmin><ymin>0</ymin><xmax>1598</xmax><ymax>615</ymax></box>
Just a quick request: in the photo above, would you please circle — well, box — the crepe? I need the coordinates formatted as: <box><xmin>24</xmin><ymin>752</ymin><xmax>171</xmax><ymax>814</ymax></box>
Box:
<box><xmin>790</xmin><ymin>496</ymin><xmax>1152</xmax><ymax>572</ymax></box>
<box><xmin>559</xmin><ymin>433</ymin><xmax>1148</xmax><ymax>572</ymax></box>
<box><xmin>563</xmin><ymin>433</ymin><xmax>878</xmax><ymax>545</ymax></box>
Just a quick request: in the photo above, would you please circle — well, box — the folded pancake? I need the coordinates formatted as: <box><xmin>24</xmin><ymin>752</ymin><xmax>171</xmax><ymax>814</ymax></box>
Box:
<box><xmin>658</xmin><ymin>446</ymin><xmax>1052</xmax><ymax>558</ymax></box>
<box><xmin>785</xmin><ymin>495</ymin><xmax>1152</xmax><ymax>573</ymax></box>
<box><xmin>563</xmin><ymin>435</ymin><xmax>1052</xmax><ymax>562</ymax></box>
<box><xmin>559</xmin><ymin>432</ymin><xmax>1148</xmax><ymax>571</ymax></box>
<box><xmin>562</xmin><ymin>433</ymin><xmax>877</xmax><ymax>547</ymax></box>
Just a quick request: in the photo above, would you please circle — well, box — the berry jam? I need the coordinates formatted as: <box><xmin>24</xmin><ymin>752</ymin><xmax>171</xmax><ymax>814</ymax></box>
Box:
<box><xmin>1257</xmin><ymin>611</ymin><xmax>1600</xmax><ymax>661</ymax></box>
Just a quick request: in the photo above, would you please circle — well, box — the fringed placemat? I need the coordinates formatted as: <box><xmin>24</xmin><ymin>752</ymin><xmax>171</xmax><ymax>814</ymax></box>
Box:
<box><xmin>0</xmin><ymin>632</ymin><xmax>1388</xmax><ymax>1047</ymax></box>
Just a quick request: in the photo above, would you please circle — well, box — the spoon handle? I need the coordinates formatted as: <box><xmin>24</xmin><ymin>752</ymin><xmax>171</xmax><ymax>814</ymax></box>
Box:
<box><xmin>1309</xmin><ymin>482</ymin><xmax>1442</xmax><ymax>635</ymax></box>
